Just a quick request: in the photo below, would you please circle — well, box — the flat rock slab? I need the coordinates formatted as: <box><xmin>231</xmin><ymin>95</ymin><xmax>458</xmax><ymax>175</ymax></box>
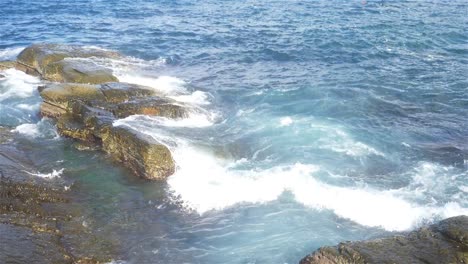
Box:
<box><xmin>300</xmin><ymin>215</ymin><xmax>468</xmax><ymax>264</ymax></box>
<box><xmin>43</xmin><ymin>59</ymin><xmax>118</xmax><ymax>84</ymax></box>
<box><xmin>16</xmin><ymin>43</ymin><xmax>120</xmax><ymax>84</ymax></box>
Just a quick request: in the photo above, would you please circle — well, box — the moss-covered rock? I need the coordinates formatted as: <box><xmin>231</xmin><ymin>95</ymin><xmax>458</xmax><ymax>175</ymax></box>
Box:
<box><xmin>102</xmin><ymin>126</ymin><xmax>175</xmax><ymax>180</ymax></box>
<box><xmin>56</xmin><ymin>114</ymin><xmax>99</xmax><ymax>143</ymax></box>
<box><xmin>300</xmin><ymin>215</ymin><xmax>468</xmax><ymax>264</ymax></box>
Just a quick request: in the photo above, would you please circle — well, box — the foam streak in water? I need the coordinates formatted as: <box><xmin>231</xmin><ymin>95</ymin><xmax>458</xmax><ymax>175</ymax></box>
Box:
<box><xmin>24</xmin><ymin>168</ymin><xmax>64</xmax><ymax>179</ymax></box>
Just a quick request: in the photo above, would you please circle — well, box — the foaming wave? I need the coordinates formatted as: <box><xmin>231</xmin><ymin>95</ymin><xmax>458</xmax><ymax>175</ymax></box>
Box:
<box><xmin>0</xmin><ymin>46</ymin><xmax>24</xmax><ymax>60</ymax></box>
<box><xmin>11</xmin><ymin>119</ymin><xmax>59</xmax><ymax>139</ymax></box>
<box><xmin>78</xmin><ymin>53</ymin><xmax>211</xmax><ymax>106</ymax></box>
<box><xmin>115</xmin><ymin>112</ymin><xmax>467</xmax><ymax>232</ymax></box>
<box><xmin>168</xmin><ymin>90</ymin><xmax>211</xmax><ymax>105</ymax></box>
<box><xmin>24</xmin><ymin>168</ymin><xmax>64</xmax><ymax>179</ymax></box>
<box><xmin>114</xmin><ymin>111</ymin><xmax>216</xmax><ymax>128</ymax></box>
<box><xmin>166</xmin><ymin>144</ymin><xmax>467</xmax><ymax>231</ymax></box>
<box><xmin>117</xmin><ymin>75</ymin><xmax>187</xmax><ymax>94</ymax></box>
<box><xmin>0</xmin><ymin>69</ymin><xmax>41</xmax><ymax>101</ymax></box>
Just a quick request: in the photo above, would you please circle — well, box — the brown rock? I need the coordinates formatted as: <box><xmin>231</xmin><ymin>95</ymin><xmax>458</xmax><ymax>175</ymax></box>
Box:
<box><xmin>42</xmin><ymin>59</ymin><xmax>118</xmax><ymax>84</ymax></box>
<box><xmin>102</xmin><ymin>126</ymin><xmax>175</xmax><ymax>180</ymax></box>
<box><xmin>16</xmin><ymin>44</ymin><xmax>120</xmax><ymax>83</ymax></box>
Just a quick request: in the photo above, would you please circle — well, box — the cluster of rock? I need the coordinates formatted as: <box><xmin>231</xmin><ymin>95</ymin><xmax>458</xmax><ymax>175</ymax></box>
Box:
<box><xmin>0</xmin><ymin>126</ymin><xmax>117</xmax><ymax>263</ymax></box>
<box><xmin>1</xmin><ymin>44</ymin><xmax>188</xmax><ymax>180</ymax></box>
<box><xmin>300</xmin><ymin>215</ymin><xmax>468</xmax><ymax>264</ymax></box>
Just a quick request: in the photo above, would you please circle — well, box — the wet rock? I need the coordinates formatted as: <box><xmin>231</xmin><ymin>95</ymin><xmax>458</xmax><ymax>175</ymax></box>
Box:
<box><xmin>102</xmin><ymin>126</ymin><xmax>175</xmax><ymax>180</ymax></box>
<box><xmin>56</xmin><ymin>114</ymin><xmax>99</xmax><ymax>143</ymax></box>
<box><xmin>39</xmin><ymin>82</ymin><xmax>182</xmax><ymax>180</ymax></box>
<box><xmin>16</xmin><ymin>43</ymin><xmax>120</xmax><ymax>83</ymax></box>
<box><xmin>40</xmin><ymin>83</ymin><xmax>105</xmax><ymax>112</ymax></box>
<box><xmin>0</xmin><ymin>131</ymin><xmax>117</xmax><ymax>263</ymax></box>
<box><xmin>0</xmin><ymin>60</ymin><xmax>17</xmax><ymax>71</ymax></box>
<box><xmin>110</xmin><ymin>98</ymin><xmax>187</xmax><ymax>118</ymax></box>
<box><xmin>43</xmin><ymin>59</ymin><xmax>118</xmax><ymax>84</ymax></box>
<box><xmin>100</xmin><ymin>82</ymin><xmax>156</xmax><ymax>102</ymax></box>
<box><xmin>0</xmin><ymin>60</ymin><xmax>39</xmax><ymax>76</ymax></box>
<box><xmin>300</xmin><ymin>215</ymin><xmax>468</xmax><ymax>264</ymax></box>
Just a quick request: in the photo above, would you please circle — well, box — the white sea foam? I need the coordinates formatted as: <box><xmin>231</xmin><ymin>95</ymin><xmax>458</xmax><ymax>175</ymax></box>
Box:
<box><xmin>0</xmin><ymin>46</ymin><xmax>24</xmax><ymax>60</ymax></box>
<box><xmin>0</xmin><ymin>69</ymin><xmax>41</xmax><ymax>101</ymax></box>
<box><xmin>15</xmin><ymin>103</ymin><xmax>40</xmax><ymax>111</ymax></box>
<box><xmin>11</xmin><ymin>119</ymin><xmax>59</xmax><ymax>139</ymax></box>
<box><xmin>115</xmin><ymin>110</ymin><xmax>216</xmax><ymax>129</ymax></box>
<box><xmin>279</xmin><ymin>116</ymin><xmax>293</xmax><ymax>127</ymax></box>
<box><xmin>460</xmin><ymin>186</ymin><xmax>468</xmax><ymax>193</ymax></box>
<box><xmin>24</xmin><ymin>168</ymin><xmax>64</xmax><ymax>179</ymax></box>
<box><xmin>117</xmin><ymin>116</ymin><xmax>464</xmax><ymax>231</ymax></box>
<box><xmin>313</xmin><ymin>124</ymin><xmax>384</xmax><ymax>157</ymax></box>
<box><xmin>236</xmin><ymin>108</ymin><xmax>256</xmax><ymax>117</ymax></box>
<box><xmin>168</xmin><ymin>90</ymin><xmax>211</xmax><ymax>105</ymax></box>
<box><xmin>164</xmin><ymin>143</ymin><xmax>466</xmax><ymax>231</ymax></box>
<box><xmin>116</xmin><ymin>113</ymin><xmax>468</xmax><ymax>232</ymax></box>
<box><xmin>12</xmin><ymin>123</ymin><xmax>41</xmax><ymax>137</ymax></box>
<box><xmin>117</xmin><ymin>75</ymin><xmax>187</xmax><ymax>94</ymax></box>
<box><xmin>96</xmin><ymin>49</ymin><xmax>468</xmax><ymax>232</ymax></box>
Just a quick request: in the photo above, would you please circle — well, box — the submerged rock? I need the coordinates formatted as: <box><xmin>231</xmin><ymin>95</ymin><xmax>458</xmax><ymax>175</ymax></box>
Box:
<box><xmin>300</xmin><ymin>215</ymin><xmax>468</xmax><ymax>264</ymax></box>
<box><xmin>16</xmin><ymin>43</ymin><xmax>119</xmax><ymax>83</ymax></box>
<box><xmin>0</xmin><ymin>130</ymin><xmax>116</xmax><ymax>263</ymax></box>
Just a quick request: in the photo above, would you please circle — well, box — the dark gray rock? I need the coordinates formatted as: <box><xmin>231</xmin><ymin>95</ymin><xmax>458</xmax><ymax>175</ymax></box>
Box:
<box><xmin>300</xmin><ymin>215</ymin><xmax>468</xmax><ymax>264</ymax></box>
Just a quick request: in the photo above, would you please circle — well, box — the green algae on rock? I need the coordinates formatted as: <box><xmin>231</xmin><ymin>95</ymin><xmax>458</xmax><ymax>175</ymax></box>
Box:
<box><xmin>300</xmin><ymin>215</ymin><xmax>468</xmax><ymax>264</ymax></box>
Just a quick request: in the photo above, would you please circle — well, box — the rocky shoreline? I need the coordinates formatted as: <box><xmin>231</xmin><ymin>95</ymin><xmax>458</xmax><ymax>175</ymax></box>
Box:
<box><xmin>0</xmin><ymin>125</ymin><xmax>117</xmax><ymax>263</ymax></box>
<box><xmin>2</xmin><ymin>43</ymin><xmax>185</xmax><ymax>180</ymax></box>
<box><xmin>1</xmin><ymin>44</ymin><xmax>467</xmax><ymax>263</ymax></box>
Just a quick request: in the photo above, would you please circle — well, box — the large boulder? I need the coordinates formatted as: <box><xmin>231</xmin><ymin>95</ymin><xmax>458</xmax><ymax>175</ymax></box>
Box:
<box><xmin>300</xmin><ymin>215</ymin><xmax>468</xmax><ymax>264</ymax></box>
<box><xmin>102</xmin><ymin>126</ymin><xmax>175</xmax><ymax>180</ymax></box>
<box><xmin>16</xmin><ymin>44</ymin><xmax>119</xmax><ymax>83</ymax></box>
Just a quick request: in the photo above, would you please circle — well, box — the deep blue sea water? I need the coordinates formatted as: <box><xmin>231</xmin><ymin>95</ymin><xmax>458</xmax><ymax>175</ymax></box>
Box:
<box><xmin>1</xmin><ymin>0</ymin><xmax>467</xmax><ymax>263</ymax></box>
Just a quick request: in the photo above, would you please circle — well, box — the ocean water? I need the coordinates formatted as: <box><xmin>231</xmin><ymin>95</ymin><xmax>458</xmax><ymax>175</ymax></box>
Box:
<box><xmin>1</xmin><ymin>0</ymin><xmax>467</xmax><ymax>263</ymax></box>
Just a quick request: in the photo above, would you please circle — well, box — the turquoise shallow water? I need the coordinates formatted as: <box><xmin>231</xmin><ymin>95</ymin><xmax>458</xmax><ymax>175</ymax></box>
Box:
<box><xmin>0</xmin><ymin>0</ymin><xmax>467</xmax><ymax>263</ymax></box>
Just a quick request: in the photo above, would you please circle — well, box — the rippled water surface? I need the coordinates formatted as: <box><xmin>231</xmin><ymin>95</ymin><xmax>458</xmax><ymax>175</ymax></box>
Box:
<box><xmin>1</xmin><ymin>0</ymin><xmax>467</xmax><ymax>263</ymax></box>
